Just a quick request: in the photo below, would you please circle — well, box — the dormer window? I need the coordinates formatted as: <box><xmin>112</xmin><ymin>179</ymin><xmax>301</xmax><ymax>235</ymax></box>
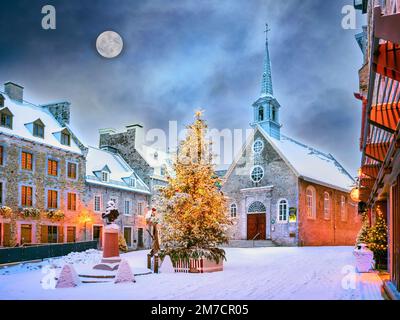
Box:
<box><xmin>101</xmin><ymin>171</ymin><xmax>109</xmax><ymax>182</ymax></box>
<box><xmin>61</xmin><ymin>132</ymin><xmax>71</xmax><ymax>146</ymax></box>
<box><xmin>129</xmin><ymin>178</ymin><xmax>136</xmax><ymax>187</ymax></box>
<box><xmin>154</xmin><ymin>152</ymin><xmax>159</xmax><ymax>160</ymax></box>
<box><xmin>33</xmin><ymin>121</ymin><xmax>45</xmax><ymax>138</ymax></box>
<box><xmin>0</xmin><ymin>107</ymin><xmax>13</xmax><ymax>129</ymax></box>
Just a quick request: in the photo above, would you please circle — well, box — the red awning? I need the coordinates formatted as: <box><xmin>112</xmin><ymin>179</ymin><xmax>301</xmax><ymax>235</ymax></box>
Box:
<box><xmin>373</xmin><ymin>42</ymin><xmax>400</xmax><ymax>82</ymax></box>
<box><xmin>365</xmin><ymin>142</ymin><xmax>391</xmax><ymax>162</ymax></box>
<box><xmin>360</xmin><ymin>177</ymin><xmax>376</xmax><ymax>190</ymax></box>
<box><xmin>361</xmin><ymin>164</ymin><xmax>381</xmax><ymax>179</ymax></box>
<box><xmin>370</xmin><ymin>102</ymin><xmax>400</xmax><ymax>133</ymax></box>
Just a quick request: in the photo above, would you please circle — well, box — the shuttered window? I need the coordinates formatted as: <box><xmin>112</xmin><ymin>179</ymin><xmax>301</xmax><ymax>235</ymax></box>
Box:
<box><xmin>21</xmin><ymin>186</ymin><xmax>33</xmax><ymax>207</ymax></box>
<box><xmin>47</xmin><ymin>190</ymin><xmax>58</xmax><ymax>209</ymax></box>
<box><xmin>67</xmin><ymin>162</ymin><xmax>77</xmax><ymax>179</ymax></box>
<box><xmin>47</xmin><ymin>159</ymin><xmax>58</xmax><ymax>176</ymax></box>
<box><xmin>67</xmin><ymin>193</ymin><xmax>77</xmax><ymax>211</ymax></box>
<box><xmin>21</xmin><ymin>151</ymin><xmax>33</xmax><ymax>170</ymax></box>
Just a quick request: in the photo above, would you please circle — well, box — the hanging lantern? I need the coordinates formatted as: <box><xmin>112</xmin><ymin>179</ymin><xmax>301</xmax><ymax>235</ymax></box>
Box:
<box><xmin>350</xmin><ymin>187</ymin><xmax>361</xmax><ymax>203</ymax></box>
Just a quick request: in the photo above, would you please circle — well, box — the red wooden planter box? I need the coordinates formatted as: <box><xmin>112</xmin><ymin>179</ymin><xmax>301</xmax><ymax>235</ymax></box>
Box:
<box><xmin>174</xmin><ymin>258</ymin><xmax>223</xmax><ymax>273</ymax></box>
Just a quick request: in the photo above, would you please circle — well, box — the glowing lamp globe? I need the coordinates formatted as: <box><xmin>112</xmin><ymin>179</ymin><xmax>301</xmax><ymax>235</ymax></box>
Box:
<box><xmin>350</xmin><ymin>187</ymin><xmax>360</xmax><ymax>203</ymax></box>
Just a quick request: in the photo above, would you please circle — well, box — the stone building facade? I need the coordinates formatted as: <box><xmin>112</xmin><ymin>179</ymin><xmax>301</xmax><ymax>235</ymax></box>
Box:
<box><xmin>0</xmin><ymin>82</ymin><xmax>87</xmax><ymax>246</ymax></box>
<box><xmin>222</xmin><ymin>26</ymin><xmax>361</xmax><ymax>246</ymax></box>
<box><xmin>83</xmin><ymin>146</ymin><xmax>151</xmax><ymax>250</ymax></box>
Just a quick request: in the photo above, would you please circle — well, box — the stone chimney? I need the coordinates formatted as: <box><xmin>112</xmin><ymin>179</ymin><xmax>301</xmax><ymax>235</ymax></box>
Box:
<box><xmin>4</xmin><ymin>82</ymin><xmax>24</xmax><ymax>102</ymax></box>
<box><xmin>126</xmin><ymin>124</ymin><xmax>144</xmax><ymax>149</ymax></box>
<box><xmin>41</xmin><ymin>102</ymin><xmax>71</xmax><ymax>126</ymax></box>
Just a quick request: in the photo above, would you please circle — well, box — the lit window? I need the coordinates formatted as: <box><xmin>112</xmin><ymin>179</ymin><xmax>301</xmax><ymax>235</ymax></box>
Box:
<box><xmin>33</xmin><ymin>123</ymin><xmax>44</xmax><ymax>138</ymax></box>
<box><xmin>21</xmin><ymin>151</ymin><xmax>33</xmax><ymax>171</ymax></box>
<box><xmin>67</xmin><ymin>162</ymin><xmax>77</xmax><ymax>179</ymax></box>
<box><xmin>21</xmin><ymin>186</ymin><xmax>33</xmax><ymax>207</ymax></box>
<box><xmin>230</xmin><ymin>204</ymin><xmax>237</xmax><ymax>218</ymax></box>
<box><xmin>324</xmin><ymin>192</ymin><xmax>330</xmax><ymax>220</ymax></box>
<box><xmin>341</xmin><ymin>196</ymin><xmax>347</xmax><ymax>221</ymax></box>
<box><xmin>278</xmin><ymin>199</ymin><xmax>288</xmax><ymax>222</ymax></box>
<box><xmin>253</xmin><ymin>140</ymin><xmax>264</xmax><ymax>154</ymax></box>
<box><xmin>47</xmin><ymin>159</ymin><xmax>58</xmax><ymax>176</ymax></box>
<box><xmin>61</xmin><ymin>132</ymin><xmax>70</xmax><ymax>146</ymax></box>
<box><xmin>306</xmin><ymin>186</ymin><xmax>316</xmax><ymax>219</ymax></box>
<box><xmin>47</xmin><ymin>190</ymin><xmax>58</xmax><ymax>209</ymax></box>
<box><xmin>67</xmin><ymin>193</ymin><xmax>77</xmax><ymax>211</ymax></box>
<box><xmin>101</xmin><ymin>171</ymin><xmax>109</xmax><ymax>182</ymax></box>
<box><xmin>251</xmin><ymin>166</ymin><xmax>264</xmax><ymax>183</ymax></box>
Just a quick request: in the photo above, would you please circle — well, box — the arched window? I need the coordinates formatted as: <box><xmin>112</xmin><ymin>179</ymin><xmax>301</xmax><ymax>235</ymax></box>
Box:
<box><xmin>340</xmin><ymin>195</ymin><xmax>347</xmax><ymax>221</ymax></box>
<box><xmin>250</xmin><ymin>166</ymin><xmax>264</xmax><ymax>183</ymax></box>
<box><xmin>323</xmin><ymin>192</ymin><xmax>330</xmax><ymax>220</ymax></box>
<box><xmin>278</xmin><ymin>199</ymin><xmax>288</xmax><ymax>222</ymax></box>
<box><xmin>253</xmin><ymin>140</ymin><xmax>264</xmax><ymax>154</ymax></box>
<box><xmin>258</xmin><ymin>106</ymin><xmax>264</xmax><ymax>121</ymax></box>
<box><xmin>271</xmin><ymin>106</ymin><xmax>276</xmax><ymax>122</ymax></box>
<box><xmin>248</xmin><ymin>201</ymin><xmax>266</xmax><ymax>214</ymax></box>
<box><xmin>230</xmin><ymin>204</ymin><xmax>237</xmax><ymax>218</ymax></box>
<box><xmin>306</xmin><ymin>186</ymin><xmax>316</xmax><ymax>219</ymax></box>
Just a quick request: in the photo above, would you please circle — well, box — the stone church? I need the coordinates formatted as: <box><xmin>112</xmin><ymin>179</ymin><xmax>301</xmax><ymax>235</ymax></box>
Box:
<box><xmin>222</xmin><ymin>26</ymin><xmax>362</xmax><ymax>246</ymax></box>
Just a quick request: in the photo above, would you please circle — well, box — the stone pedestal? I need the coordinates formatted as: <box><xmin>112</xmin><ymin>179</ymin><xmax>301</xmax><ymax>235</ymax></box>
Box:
<box><xmin>93</xmin><ymin>224</ymin><xmax>121</xmax><ymax>271</ymax></box>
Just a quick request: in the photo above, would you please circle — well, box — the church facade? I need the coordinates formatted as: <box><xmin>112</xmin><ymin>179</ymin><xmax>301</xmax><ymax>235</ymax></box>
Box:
<box><xmin>222</xmin><ymin>25</ymin><xmax>362</xmax><ymax>246</ymax></box>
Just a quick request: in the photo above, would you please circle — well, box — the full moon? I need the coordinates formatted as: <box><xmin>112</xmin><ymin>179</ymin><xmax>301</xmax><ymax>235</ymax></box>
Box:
<box><xmin>96</xmin><ymin>31</ymin><xmax>124</xmax><ymax>59</ymax></box>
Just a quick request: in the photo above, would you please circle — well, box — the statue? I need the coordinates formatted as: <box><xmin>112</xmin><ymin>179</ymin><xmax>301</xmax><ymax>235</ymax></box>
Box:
<box><xmin>146</xmin><ymin>207</ymin><xmax>161</xmax><ymax>257</ymax></box>
<box><xmin>102</xmin><ymin>200</ymin><xmax>119</xmax><ymax>224</ymax></box>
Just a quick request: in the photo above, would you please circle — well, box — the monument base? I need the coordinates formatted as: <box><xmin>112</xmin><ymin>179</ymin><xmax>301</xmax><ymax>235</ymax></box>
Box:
<box><xmin>93</xmin><ymin>224</ymin><xmax>121</xmax><ymax>271</ymax></box>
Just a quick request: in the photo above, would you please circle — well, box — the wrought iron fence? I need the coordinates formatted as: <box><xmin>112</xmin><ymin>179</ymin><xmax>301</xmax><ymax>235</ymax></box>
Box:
<box><xmin>0</xmin><ymin>241</ymin><xmax>98</xmax><ymax>264</ymax></box>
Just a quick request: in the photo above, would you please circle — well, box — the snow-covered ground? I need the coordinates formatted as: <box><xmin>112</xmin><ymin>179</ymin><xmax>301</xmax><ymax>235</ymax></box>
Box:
<box><xmin>0</xmin><ymin>247</ymin><xmax>383</xmax><ymax>300</ymax></box>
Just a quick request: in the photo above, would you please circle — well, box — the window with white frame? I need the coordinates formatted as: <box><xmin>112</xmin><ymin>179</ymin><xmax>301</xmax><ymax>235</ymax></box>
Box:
<box><xmin>94</xmin><ymin>195</ymin><xmax>101</xmax><ymax>212</ymax></box>
<box><xmin>306</xmin><ymin>186</ymin><xmax>316</xmax><ymax>219</ymax></box>
<box><xmin>137</xmin><ymin>202</ymin><xmax>144</xmax><ymax>216</ymax></box>
<box><xmin>253</xmin><ymin>140</ymin><xmax>264</xmax><ymax>154</ymax></box>
<box><xmin>251</xmin><ymin>166</ymin><xmax>264</xmax><ymax>183</ymax></box>
<box><xmin>278</xmin><ymin>199</ymin><xmax>288</xmax><ymax>222</ymax></box>
<box><xmin>230</xmin><ymin>204</ymin><xmax>237</xmax><ymax>218</ymax></box>
<box><xmin>341</xmin><ymin>195</ymin><xmax>347</xmax><ymax>221</ymax></box>
<box><xmin>323</xmin><ymin>192</ymin><xmax>331</xmax><ymax>220</ymax></box>
<box><xmin>124</xmin><ymin>200</ymin><xmax>131</xmax><ymax>215</ymax></box>
<box><xmin>101</xmin><ymin>171</ymin><xmax>109</xmax><ymax>182</ymax></box>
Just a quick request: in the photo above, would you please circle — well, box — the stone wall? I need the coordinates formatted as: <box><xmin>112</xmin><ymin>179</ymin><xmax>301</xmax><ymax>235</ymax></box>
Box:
<box><xmin>0</xmin><ymin>134</ymin><xmax>86</xmax><ymax>246</ymax></box>
<box><xmin>222</xmin><ymin>130</ymin><xmax>299</xmax><ymax>246</ymax></box>
<box><xmin>83</xmin><ymin>183</ymin><xmax>151</xmax><ymax>249</ymax></box>
<box><xmin>99</xmin><ymin>128</ymin><xmax>154</xmax><ymax>187</ymax></box>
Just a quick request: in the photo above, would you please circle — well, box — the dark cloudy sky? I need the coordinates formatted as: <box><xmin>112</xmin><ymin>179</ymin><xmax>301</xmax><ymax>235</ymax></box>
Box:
<box><xmin>0</xmin><ymin>0</ymin><xmax>365</xmax><ymax>174</ymax></box>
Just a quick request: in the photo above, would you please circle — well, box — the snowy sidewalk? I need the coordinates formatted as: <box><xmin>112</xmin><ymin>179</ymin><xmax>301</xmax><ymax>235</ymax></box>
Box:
<box><xmin>0</xmin><ymin>247</ymin><xmax>384</xmax><ymax>300</ymax></box>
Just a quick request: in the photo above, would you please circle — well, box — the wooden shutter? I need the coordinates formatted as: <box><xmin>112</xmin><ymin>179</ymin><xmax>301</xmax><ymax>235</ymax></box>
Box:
<box><xmin>41</xmin><ymin>225</ymin><xmax>48</xmax><ymax>243</ymax></box>
<box><xmin>58</xmin><ymin>226</ymin><xmax>64</xmax><ymax>243</ymax></box>
<box><xmin>3</xmin><ymin>223</ymin><xmax>10</xmax><ymax>247</ymax></box>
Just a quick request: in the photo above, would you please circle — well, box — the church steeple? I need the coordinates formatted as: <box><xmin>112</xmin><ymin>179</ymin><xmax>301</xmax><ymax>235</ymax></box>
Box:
<box><xmin>261</xmin><ymin>23</ymin><xmax>273</xmax><ymax>97</ymax></box>
<box><xmin>251</xmin><ymin>23</ymin><xmax>282</xmax><ymax>140</ymax></box>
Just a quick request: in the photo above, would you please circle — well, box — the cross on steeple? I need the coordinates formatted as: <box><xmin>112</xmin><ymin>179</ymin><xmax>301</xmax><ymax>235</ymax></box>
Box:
<box><xmin>261</xmin><ymin>22</ymin><xmax>273</xmax><ymax>96</ymax></box>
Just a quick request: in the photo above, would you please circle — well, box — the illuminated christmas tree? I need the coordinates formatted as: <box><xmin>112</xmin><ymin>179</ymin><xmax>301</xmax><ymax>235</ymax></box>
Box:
<box><xmin>368</xmin><ymin>210</ymin><xmax>388</xmax><ymax>269</ymax></box>
<box><xmin>157</xmin><ymin>111</ymin><xmax>231</xmax><ymax>263</ymax></box>
<box><xmin>356</xmin><ymin>218</ymin><xmax>370</xmax><ymax>245</ymax></box>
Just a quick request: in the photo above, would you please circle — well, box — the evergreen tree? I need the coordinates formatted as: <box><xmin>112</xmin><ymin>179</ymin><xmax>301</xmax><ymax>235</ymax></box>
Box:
<box><xmin>157</xmin><ymin>111</ymin><xmax>231</xmax><ymax>263</ymax></box>
<box><xmin>356</xmin><ymin>219</ymin><xmax>370</xmax><ymax>245</ymax></box>
<box><xmin>368</xmin><ymin>212</ymin><xmax>388</xmax><ymax>269</ymax></box>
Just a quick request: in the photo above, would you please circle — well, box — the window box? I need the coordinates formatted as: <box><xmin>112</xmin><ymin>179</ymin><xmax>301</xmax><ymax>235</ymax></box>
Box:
<box><xmin>46</xmin><ymin>210</ymin><xmax>65</xmax><ymax>222</ymax></box>
<box><xmin>19</xmin><ymin>207</ymin><xmax>41</xmax><ymax>219</ymax></box>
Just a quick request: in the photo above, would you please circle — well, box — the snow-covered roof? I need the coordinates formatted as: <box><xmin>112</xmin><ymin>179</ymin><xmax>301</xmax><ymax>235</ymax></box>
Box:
<box><xmin>0</xmin><ymin>92</ymin><xmax>82</xmax><ymax>154</ymax></box>
<box><xmin>257</xmin><ymin>126</ymin><xmax>355</xmax><ymax>192</ymax></box>
<box><xmin>85</xmin><ymin>146</ymin><xmax>151</xmax><ymax>194</ymax></box>
<box><xmin>137</xmin><ymin>145</ymin><xmax>174</xmax><ymax>178</ymax></box>
<box><xmin>224</xmin><ymin>126</ymin><xmax>355</xmax><ymax>192</ymax></box>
